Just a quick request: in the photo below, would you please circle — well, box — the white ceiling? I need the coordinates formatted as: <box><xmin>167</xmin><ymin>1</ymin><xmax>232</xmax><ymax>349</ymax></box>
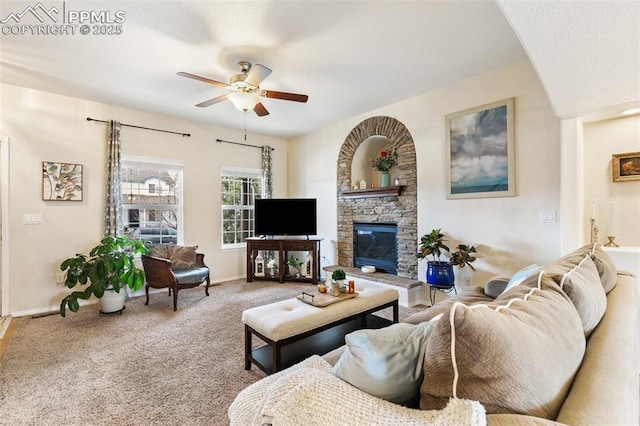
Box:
<box><xmin>1</xmin><ymin>1</ymin><xmax>638</xmax><ymax>138</ymax></box>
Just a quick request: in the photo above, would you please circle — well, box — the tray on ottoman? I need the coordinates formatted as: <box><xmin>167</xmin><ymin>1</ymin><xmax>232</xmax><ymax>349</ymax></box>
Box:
<box><xmin>296</xmin><ymin>291</ymin><xmax>359</xmax><ymax>307</ymax></box>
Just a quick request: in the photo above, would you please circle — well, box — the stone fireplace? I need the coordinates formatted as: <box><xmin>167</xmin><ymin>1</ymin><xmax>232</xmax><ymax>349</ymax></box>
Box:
<box><xmin>336</xmin><ymin>116</ymin><xmax>418</xmax><ymax>279</ymax></box>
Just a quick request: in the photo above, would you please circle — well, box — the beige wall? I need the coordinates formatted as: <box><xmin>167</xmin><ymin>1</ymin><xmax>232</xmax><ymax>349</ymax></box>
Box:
<box><xmin>289</xmin><ymin>60</ymin><xmax>562</xmax><ymax>286</ymax></box>
<box><xmin>583</xmin><ymin>115</ymin><xmax>640</xmax><ymax>246</ymax></box>
<box><xmin>0</xmin><ymin>83</ymin><xmax>288</xmax><ymax>316</ymax></box>
<box><xmin>2</xmin><ymin>59</ymin><xmax>636</xmax><ymax>316</ymax></box>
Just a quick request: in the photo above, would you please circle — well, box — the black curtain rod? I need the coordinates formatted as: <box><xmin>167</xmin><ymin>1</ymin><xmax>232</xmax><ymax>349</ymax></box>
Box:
<box><xmin>86</xmin><ymin>117</ymin><xmax>191</xmax><ymax>137</ymax></box>
<box><xmin>216</xmin><ymin>138</ymin><xmax>274</xmax><ymax>151</ymax></box>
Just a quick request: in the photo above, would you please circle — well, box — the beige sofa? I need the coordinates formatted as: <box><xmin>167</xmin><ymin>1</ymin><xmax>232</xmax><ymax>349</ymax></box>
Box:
<box><xmin>229</xmin><ymin>244</ymin><xmax>639</xmax><ymax>425</ymax></box>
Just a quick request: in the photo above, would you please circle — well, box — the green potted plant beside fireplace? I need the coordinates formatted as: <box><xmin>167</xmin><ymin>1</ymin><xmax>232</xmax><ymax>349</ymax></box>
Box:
<box><xmin>59</xmin><ymin>235</ymin><xmax>150</xmax><ymax>316</ymax></box>
<box><xmin>416</xmin><ymin>228</ymin><xmax>455</xmax><ymax>288</ymax></box>
<box><xmin>449</xmin><ymin>243</ymin><xmax>478</xmax><ymax>287</ymax></box>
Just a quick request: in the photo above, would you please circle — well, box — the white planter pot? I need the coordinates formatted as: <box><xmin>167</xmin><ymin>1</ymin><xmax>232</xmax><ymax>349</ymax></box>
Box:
<box><xmin>100</xmin><ymin>288</ymin><xmax>126</xmax><ymax>313</ymax></box>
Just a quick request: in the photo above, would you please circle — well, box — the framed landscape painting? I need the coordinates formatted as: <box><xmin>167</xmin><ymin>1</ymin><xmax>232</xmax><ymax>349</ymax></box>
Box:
<box><xmin>42</xmin><ymin>161</ymin><xmax>83</xmax><ymax>201</ymax></box>
<box><xmin>445</xmin><ymin>98</ymin><xmax>515</xmax><ymax>199</ymax></box>
<box><xmin>612</xmin><ymin>151</ymin><xmax>640</xmax><ymax>182</ymax></box>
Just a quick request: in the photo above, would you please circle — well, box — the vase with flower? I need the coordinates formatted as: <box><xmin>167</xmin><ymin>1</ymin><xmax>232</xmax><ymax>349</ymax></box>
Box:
<box><xmin>372</xmin><ymin>147</ymin><xmax>399</xmax><ymax>187</ymax></box>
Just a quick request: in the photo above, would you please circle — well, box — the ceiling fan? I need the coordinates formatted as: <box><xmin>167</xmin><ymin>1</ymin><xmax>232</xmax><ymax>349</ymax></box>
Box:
<box><xmin>177</xmin><ymin>61</ymin><xmax>308</xmax><ymax>116</ymax></box>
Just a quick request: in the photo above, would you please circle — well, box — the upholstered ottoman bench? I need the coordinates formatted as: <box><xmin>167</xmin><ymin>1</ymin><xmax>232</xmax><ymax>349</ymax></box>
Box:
<box><xmin>243</xmin><ymin>281</ymin><xmax>399</xmax><ymax>374</ymax></box>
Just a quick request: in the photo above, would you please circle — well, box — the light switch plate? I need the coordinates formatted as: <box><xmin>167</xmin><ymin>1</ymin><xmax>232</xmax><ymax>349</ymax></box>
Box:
<box><xmin>24</xmin><ymin>213</ymin><xmax>43</xmax><ymax>224</ymax></box>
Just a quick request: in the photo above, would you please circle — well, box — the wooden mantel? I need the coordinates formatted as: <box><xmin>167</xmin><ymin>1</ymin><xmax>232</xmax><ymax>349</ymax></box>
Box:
<box><xmin>339</xmin><ymin>185</ymin><xmax>404</xmax><ymax>199</ymax></box>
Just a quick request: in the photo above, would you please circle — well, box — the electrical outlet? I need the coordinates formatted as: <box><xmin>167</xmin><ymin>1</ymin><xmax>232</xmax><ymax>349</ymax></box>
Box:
<box><xmin>539</xmin><ymin>210</ymin><xmax>557</xmax><ymax>223</ymax></box>
<box><xmin>56</xmin><ymin>272</ymin><xmax>65</xmax><ymax>283</ymax></box>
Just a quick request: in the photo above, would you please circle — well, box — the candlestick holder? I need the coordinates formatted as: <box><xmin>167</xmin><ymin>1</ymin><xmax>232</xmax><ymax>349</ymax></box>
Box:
<box><xmin>590</xmin><ymin>218</ymin><xmax>599</xmax><ymax>244</ymax></box>
<box><xmin>604</xmin><ymin>236</ymin><xmax>619</xmax><ymax>247</ymax></box>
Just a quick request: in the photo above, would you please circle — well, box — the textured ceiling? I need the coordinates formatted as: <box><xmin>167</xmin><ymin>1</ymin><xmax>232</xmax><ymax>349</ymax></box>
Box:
<box><xmin>1</xmin><ymin>1</ymin><xmax>638</xmax><ymax>138</ymax></box>
<box><xmin>497</xmin><ymin>0</ymin><xmax>640</xmax><ymax>121</ymax></box>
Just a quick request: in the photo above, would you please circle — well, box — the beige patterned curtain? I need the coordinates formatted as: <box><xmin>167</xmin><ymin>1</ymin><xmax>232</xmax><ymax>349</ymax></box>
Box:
<box><xmin>104</xmin><ymin>120</ymin><xmax>123</xmax><ymax>237</ymax></box>
<box><xmin>262</xmin><ymin>145</ymin><xmax>273</xmax><ymax>199</ymax></box>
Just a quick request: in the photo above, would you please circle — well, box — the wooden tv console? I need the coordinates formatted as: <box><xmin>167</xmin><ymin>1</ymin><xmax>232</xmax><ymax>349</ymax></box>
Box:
<box><xmin>246</xmin><ymin>237</ymin><xmax>323</xmax><ymax>284</ymax></box>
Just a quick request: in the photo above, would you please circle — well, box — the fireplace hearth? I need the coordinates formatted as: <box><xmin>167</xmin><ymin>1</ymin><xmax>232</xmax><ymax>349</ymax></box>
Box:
<box><xmin>353</xmin><ymin>222</ymin><xmax>398</xmax><ymax>274</ymax></box>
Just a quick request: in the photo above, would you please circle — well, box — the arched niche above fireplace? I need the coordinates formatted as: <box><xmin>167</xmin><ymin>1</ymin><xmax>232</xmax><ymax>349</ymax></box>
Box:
<box><xmin>351</xmin><ymin>135</ymin><xmax>393</xmax><ymax>189</ymax></box>
<box><xmin>336</xmin><ymin>115</ymin><xmax>419</xmax><ymax>279</ymax></box>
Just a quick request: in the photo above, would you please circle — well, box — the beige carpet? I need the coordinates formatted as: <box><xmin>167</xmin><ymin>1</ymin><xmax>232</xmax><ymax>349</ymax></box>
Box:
<box><xmin>0</xmin><ymin>280</ymin><xmax>423</xmax><ymax>425</ymax></box>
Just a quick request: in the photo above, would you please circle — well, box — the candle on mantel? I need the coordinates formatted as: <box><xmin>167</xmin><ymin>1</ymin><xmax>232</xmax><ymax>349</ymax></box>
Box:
<box><xmin>591</xmin><ymin>198</ymin><xmax>596</xmax><ymax>220</ymax></box>
<box><xmin>609</xmin><ymin>201</ymin><xmax>616</xmax><ymax>236</ymax></box>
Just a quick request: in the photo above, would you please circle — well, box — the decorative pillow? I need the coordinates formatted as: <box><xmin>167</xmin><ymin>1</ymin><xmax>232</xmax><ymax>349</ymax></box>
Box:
<box><xmin>421</xmin><ymin>272</ymin><xmax>585</xmax><ymax>420</ymax></box>
<box><xmin>503</xmin><ymin>264</ymin><xmax>540</xmax><ymax>292</ymax></box>
<box><xmin>560</xmin><ymin>243</ymin><xmax>617</xmax><ymax>293</ymax></box>
<box><xmin>333</xmin><ymin>320</ymin><xmax>437</xmax><ymax>405</ymax></box>
<box><xmin>542</xmin><ymin>254</ymin><xmax>607</xmax><ymax>336</ymax></box>
<box><xmin>148</xmin><ymin>243</ymin><xmax>172</xmax><ymax>259</ymax></box>
<box><xmin>169</xmin><ymin>245</ymin><xmax>198</xmax><ymax>271</ymax></box>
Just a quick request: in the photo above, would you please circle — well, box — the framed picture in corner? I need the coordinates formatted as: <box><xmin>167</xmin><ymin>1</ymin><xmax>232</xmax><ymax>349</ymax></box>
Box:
<box><xmin>42</xmin><ymin>161</ymin><xmax>83</xmax><ymax>201</ymax></box>
<box><xmin>612</xmin><ymin>151</ymin><xmax>640</xmax><ymax>182</ymax></box>
<box><xmin>445</xmin><ymin>98</ymin><xmax>516</xmax><ymax>199</ymax></box>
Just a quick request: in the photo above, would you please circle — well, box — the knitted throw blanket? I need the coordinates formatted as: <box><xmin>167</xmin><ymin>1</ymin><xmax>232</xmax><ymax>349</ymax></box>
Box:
<box><xmin>229</xmin><ymin>356</ymin><xmax>486</xmax><ymax>426</ymax></box>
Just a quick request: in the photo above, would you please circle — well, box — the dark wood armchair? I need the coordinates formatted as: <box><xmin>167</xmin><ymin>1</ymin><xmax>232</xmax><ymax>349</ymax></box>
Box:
<box><xmin>141</xmin><ymin>253</ymin><xmax>210</xmax><ymax>311</ymax></box>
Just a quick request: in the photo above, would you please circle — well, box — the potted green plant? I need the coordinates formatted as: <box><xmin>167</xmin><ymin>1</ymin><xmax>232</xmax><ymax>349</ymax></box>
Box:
<box><xmin>449</xmin><ymin>243</ymin><xmax>478</xmax><ymax>287</ymax></box>
<box><xmin>287</xmin><ymin>255</ymin><xmax>303</xmax><ymax>277</ymax></box>
<box><xmin>330</xmin><ymin>269</ymin><xmax>346</xmax><ymax>296</ymax></box>
<box><xmin>449</xmin><ymin>243</ymin><xmax>478</xmax><ymax>271</ymax></box>
<box><xmin>331</xmin><ymin>268</ymin><xmax>346</xmax><ymax>283</ymax></box>
<box><xmin>59</xmin><ymin>235</ymin><xmax>150</xmax><ymax>316</ymax></box>
<box><xmin>416</xmin><ymin>228</ymin><xmax>454</xmax><ymax>287</ymax></box>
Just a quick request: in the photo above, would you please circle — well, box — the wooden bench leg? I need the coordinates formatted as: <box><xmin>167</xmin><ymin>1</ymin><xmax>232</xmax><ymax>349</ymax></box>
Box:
<box><xmin>393</xmin><ymin>299</ymin><xmax>399</xmax><ymax>323</ymax></box>
<box><xmin>273</xmin><ymin>341</ymin><xmax>282</xmax><ymax>374</ymax></box>
<box><xmin>244</xmin><ymin>325</ymin><xmax>252</xmax><ymax>370</ymax></box>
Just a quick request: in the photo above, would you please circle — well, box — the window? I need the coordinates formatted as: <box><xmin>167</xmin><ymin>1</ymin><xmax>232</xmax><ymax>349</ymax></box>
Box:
<box><xmin>221</xmin><ymin>167</ymin><xmax>263</xmax><ymax>248</ymax></box>
<box><xmin>122</xmin><ymin>157</ymin><xmax>183</xmax><ymax>245</ymax></box>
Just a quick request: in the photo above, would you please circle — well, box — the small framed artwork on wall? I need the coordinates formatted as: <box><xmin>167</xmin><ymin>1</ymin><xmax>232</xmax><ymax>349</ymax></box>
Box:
<box><xmin>42</xmin><ymin>161</ymin><xmax>83</xmax><ymax>201</ymax></box>
<box><xmin>445</xmin><ymin>98</ymin><xmax>516</xmax><ymax>199</ymax></box>
<box><xmin>612</xmin><ymin>151</ymin><xmax>640</xmax><ymax>182</ymax></box>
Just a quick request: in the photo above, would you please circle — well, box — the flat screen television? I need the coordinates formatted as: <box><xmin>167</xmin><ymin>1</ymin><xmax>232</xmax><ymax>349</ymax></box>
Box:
<box><xmin>255</xmin><ymin>198</ymin><xmax>317</xmax><ymax>236</ymax></box>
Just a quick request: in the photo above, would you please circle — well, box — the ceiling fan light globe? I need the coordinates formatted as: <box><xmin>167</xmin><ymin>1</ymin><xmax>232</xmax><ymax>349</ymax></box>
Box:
<box><xmin>228</xmin><ymin>92</ymin><xmax>260</xmax><ymax>112</ymax></box>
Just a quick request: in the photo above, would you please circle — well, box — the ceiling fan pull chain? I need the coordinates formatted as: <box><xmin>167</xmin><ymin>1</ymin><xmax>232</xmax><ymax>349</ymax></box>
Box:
<box><xmin>244</xmin><ymin>111</ymin><xmax>247</xmax><ymax>141</ymax></box>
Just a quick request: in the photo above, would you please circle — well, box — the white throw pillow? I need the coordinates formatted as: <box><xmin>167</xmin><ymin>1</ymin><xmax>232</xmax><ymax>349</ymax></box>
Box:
<box><xmin>332</xmin><ymin>320</ymin><xmax>436</xmax><ymax>405</ymax></box>
<box><xmin>503</xmin><ymin>264</ymin><xmax>540</xmax><ymax>292</ymax></box>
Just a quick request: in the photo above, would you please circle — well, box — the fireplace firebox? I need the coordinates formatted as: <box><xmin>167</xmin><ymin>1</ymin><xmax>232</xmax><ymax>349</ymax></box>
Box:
<box><xmin>353</xmin><ymin>222</ymin><xmax>397</xmax><ymax>274</ymax></box>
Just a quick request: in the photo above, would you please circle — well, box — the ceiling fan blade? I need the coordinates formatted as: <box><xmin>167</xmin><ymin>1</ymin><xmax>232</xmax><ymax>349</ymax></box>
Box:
<box><xmin>196</xmin><ymin>94</ymin><xmax>229</xmax><ymax>108</ymax></box>
<box><xmin>245</xmin><ymin>64</ymin><xmax>272</xmax><ymax>87</ymax></box>
<box><xmin>263</xmin><ymin>90</ymin><xmax>309</xmax><ymax>103</ymax></box>
<box><xmin>254</xmin><ymin>102</ymin><xmax>270</xmax><ymax>117</ymax></box>
<box><xmin>177</xmin><ymin>71</ymin><xmax>229</xmax><ymax>88</ymax></box>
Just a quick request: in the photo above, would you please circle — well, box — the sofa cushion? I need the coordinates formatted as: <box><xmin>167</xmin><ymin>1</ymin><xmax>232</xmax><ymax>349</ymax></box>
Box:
<box><xmin>541</xmin><ymin>254</ymin><xmax>607</xmax><ymax>336</ymax></box>
<box><xmin>421</xmin><ymin>272</ymin><xmax>586</xmax><ymax>420</ymax></box>
<box><xmin>560</xmin><ymin>243</ymin><xmax>617</xmax><ymax>293</ymax></box>
<box><xmin>169</xmin><ymin>245</ymin><xmax>198</xmax><ymax>271</ymax></box>
<box><xmin>148</xmin><ymin>243</ymin><xmax>172</xmax><ymax>259</ymax></box>
<box><xmin>333</xmin><ymin>320</ymin><xmax>437</xmax><ymax>405</ymax></box>
<box><xmin>172</xmin><ymin>267</ymin><xmax>209</xmax><ymax>285</ymax></box>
